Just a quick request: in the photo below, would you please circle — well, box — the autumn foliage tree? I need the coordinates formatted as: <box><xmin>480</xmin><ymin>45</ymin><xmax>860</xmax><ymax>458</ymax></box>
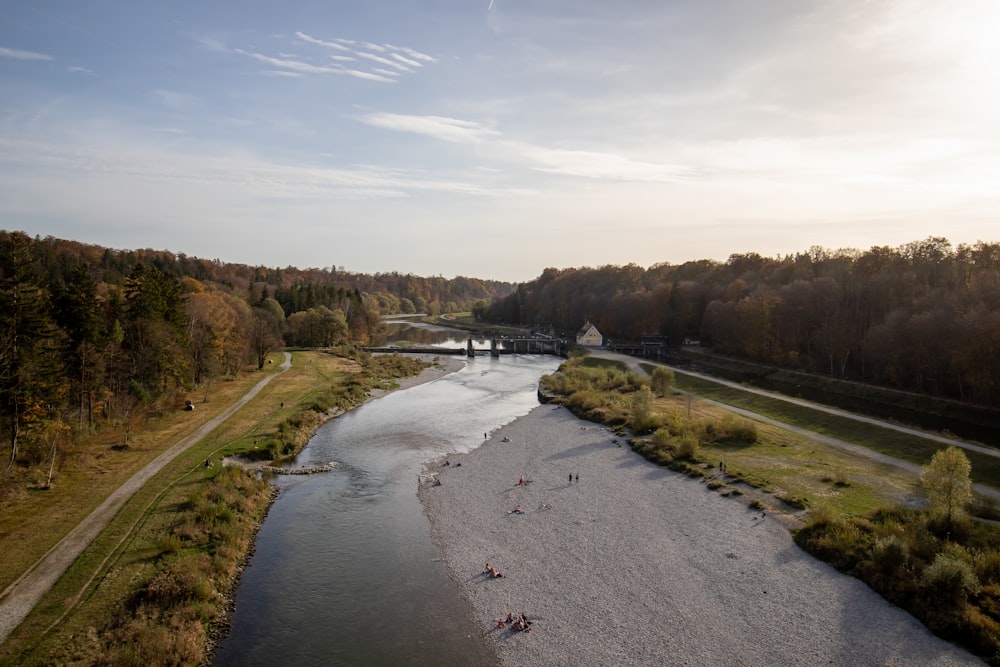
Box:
<box><xmin>920</xmin><ymin>446</ymin><xmax>974</xmax><ymax>534</ymax></box>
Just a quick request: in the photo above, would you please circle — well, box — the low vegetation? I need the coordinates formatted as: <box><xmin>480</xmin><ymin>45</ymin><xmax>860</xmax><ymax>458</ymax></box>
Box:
<box><xmin>541</xmin><ymin>358</ymin><xmax>1000</xmax><ymax>664</ymax></box>
<box><xmin>0</xmin><ymin>349</ymin><xmax>430</xmax><ymax>667</ymax></box>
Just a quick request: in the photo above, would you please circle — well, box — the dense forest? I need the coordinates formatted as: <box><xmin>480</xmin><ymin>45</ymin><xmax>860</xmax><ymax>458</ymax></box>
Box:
<box><xmin>483</xmin><ymin>237</ymin><xmax>1000</xmax><ymax>407</ymax></box>
<box><xmin>0</xmin><ymin>230</ymin><xmax>512</xmax><ymax>471</ymax></box>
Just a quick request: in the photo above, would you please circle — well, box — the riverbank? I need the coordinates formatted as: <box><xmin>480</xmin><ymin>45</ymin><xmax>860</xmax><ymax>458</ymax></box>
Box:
<box><xmin>420</xmin><ymin>403</ymin><xmax>984</xmax><ymax>666</ymax></box>
<box><xmin>222</xmin><ymin>354</ymin><xmax>466</xmax><ymax>472</ymax></box>
<box><xmin>211</xmin><ymin>353</ymin><xmax>469</xmax><ymax>652</ymax></box>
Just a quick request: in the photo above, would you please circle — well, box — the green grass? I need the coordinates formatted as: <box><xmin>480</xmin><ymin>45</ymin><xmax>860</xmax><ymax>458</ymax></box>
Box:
<box><xmin>673</xmin><ymin>372</ymin><xmax>1000</xmax><ymax>489</ymax></box>
<box><xmin>0</xmin><ymin>349</ymin><xmax>432</xmax><ymax>666</ymax></box>
<box><xmin>580</xmin><ymin>356</ymin><xmax>628</xmax><ymax>371</ymax></box>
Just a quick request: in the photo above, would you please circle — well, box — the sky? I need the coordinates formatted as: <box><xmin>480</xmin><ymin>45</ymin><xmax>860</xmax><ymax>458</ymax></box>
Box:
<box><xmin>1</xmin><ymin>1</ymin><xmax>998</xmax><ymax>283</ymax></box>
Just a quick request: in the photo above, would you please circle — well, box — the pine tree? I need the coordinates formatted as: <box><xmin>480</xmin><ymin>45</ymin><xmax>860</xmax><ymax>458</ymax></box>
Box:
<box><xmin>0</xmin><ymin>233</ymin><xmax>65</xmax><ymax>468</ymax></box>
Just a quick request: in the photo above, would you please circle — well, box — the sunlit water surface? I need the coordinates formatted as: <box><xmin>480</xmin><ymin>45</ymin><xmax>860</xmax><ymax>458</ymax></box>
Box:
<box><xmin>214</xmin><ymin>328</ymin><xmax>560</xmax><ymax>666</ymax></box>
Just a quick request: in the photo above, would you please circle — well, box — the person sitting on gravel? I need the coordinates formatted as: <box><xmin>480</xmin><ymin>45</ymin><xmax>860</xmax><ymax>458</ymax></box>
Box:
<box><xmin>489</xmin><ymin>567</ymin><xmax>504</xmax><ymax>578</ymax></box>
<box><xmin>509</xmin><ymin>505</ymin><xmax>524</xmax><ymax>514</ymax></box>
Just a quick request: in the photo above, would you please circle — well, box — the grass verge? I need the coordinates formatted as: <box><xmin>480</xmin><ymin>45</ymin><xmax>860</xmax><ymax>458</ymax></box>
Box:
<box><xmin>0</xmin><ymin>350</ymin><xmax>432</xmax><ymax>666</ymax></box>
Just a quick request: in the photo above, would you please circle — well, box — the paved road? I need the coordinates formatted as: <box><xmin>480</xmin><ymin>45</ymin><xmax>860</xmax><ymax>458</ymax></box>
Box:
<box><xmin>0</xmin><ymin>352</ymin><xmax>293</xmax><ymax>645</ymax></box>
<box><xmin>587</xmin><ymin>348</ymin><xmax>1000</xmax><ymax>503</ymax></box>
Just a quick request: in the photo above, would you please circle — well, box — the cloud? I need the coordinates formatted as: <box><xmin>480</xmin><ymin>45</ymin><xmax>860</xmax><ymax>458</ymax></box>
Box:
<box><xmin>396</xmin><ymin>46</ymin><xmax>436</xmax><ymax>63</ymax></box>
<box><xmin>235</xmin><ymin>48</ymin><xmax>397</xmax><ymax>82</ymax></box>
<box><xmin>233</xmin><ymin>33</ymin><xmax>437</xmax><ymax>84</ymax></box>
<box><xmin>67</xmin><ymin>65</ymin><xmax>95</xmax><ymax>76</ymax></box>
<box><xmin>295</xmin><ymin>31</ymin><xmax>350</xmax><ymax>52</ymax></box>
<box><xmin>0</xmin><ymin>132</ymin><xmax>510</xmax><ymax>206</ymax></box>
<box><xmin>360</xmin><ymin>113</ymin><xmax>501</xmax><ymax>144</ymax></box>
<box><xmin>356</xmin><ymin>51</ymin><xmax>411</xmax><ymax>71</ymax></box>
<box><xmin>359</xmin><ymin>112</ymin><xmax>694</xmax><ymax>183</ymax></box>
<box><xmin>518</xmin><ymin>145</ymin><xmax>695</xmax><ymax>183</ymax></box>
<box><xmin>0</xmin><ymin>46</ymin><xmax>53</xmax><ymax>61</ymax></box>
<box><xmin>391</xmin><ymin>53</ymin><xmax>422</xmax><ymax>67</ymax></box>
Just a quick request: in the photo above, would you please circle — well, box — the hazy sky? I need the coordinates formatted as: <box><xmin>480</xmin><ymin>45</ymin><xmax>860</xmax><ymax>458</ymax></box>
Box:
<box><xmin>2</xmin><ymin>1</ymin><xmax>998</xmax><ymax>282</ymax></box>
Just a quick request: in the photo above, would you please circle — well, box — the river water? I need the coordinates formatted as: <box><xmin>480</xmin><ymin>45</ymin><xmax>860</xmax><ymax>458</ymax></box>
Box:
<box><xmin>213</xmin><ymin>325</ymin><xmax>561</xmax><ymax>666</ymax></box>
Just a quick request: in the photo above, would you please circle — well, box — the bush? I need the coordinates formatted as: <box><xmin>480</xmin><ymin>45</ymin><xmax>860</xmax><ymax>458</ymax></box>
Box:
<box><xmin>675</xmin><ymin>432</ymin><xmax>699</xmax><ymax>460</ymax></box>
<box><xmin>975</xmin><ymin>551</ymin><xmax>1000</xmax><ymax>586</ymax></box>
<box><xmin>922</xmin><ymin>553</ymin><xmax>980</xmax><ymax>608</ymax></box>
<box><xmin>717</xmin><ymin>414</ymin><xmax>758</xmax><ymax>445</ymax></box>
<box><xmin>158</xmin><ymin>534</ymin><xmax>183</xmax><ymax>555</ymax></box>
<box><xmin>870</xmin><ymin>535</ymin><xmax>909</xmax><ymax>574</ymax></box>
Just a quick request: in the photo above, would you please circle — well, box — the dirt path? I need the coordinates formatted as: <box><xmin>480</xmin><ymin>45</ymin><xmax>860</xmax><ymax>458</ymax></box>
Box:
<box><xmin>0</xmin><ymin>353</ymin><xmax>293</xmax><ymax>644</ymax></box>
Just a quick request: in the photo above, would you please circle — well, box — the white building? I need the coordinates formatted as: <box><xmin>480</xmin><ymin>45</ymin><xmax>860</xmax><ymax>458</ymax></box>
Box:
<box><xmin>576</xmin><ymin>321</ymin><xmax>603</xmax><ymax>346</ymax></box>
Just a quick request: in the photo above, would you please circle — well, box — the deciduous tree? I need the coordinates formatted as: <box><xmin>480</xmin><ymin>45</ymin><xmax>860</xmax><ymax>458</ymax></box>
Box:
<box><xmin>920</xmin><ymin>446</ymin><xmax>973</xmax><ymax>533</ymax></box>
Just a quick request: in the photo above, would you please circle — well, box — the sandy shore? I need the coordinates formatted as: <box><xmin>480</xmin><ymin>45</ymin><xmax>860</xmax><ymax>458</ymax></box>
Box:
<box><xmin>420</xmin><ymin>403</ymin><xmax>985</xmax><ymax>667</ymax></box>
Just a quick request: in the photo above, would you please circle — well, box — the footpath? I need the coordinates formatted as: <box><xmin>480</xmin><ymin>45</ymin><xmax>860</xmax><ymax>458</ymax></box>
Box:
<box><xmin>588</xmin><ymin>348</ymin><xmax>1000</xmax><ymax>503</ymax></box>
<box><xmin>0</xmin><ymin>353</ymin><xmax>292</xmax><ymax>644</ymax></box>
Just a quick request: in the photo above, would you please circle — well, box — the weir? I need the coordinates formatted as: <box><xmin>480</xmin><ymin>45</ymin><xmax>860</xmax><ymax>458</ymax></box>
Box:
<box><xmin>365</xmin><ymin>336</ymin><xmax>567</xmax><ymax>358</ymax></box>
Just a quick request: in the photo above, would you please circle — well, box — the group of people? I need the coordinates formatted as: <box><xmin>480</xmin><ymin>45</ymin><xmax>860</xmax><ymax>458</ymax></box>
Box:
<box><xmin>496</xmin><ymin>612</ymin><xmax>532</xmax><ymax>633</ymax></box>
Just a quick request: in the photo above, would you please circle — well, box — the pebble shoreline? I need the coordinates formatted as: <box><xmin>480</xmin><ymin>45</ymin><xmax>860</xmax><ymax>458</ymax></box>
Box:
<box><xmin>420</xmin><ymin>403</ymin><xmax>985</xmax><ymax>667</ymax></box>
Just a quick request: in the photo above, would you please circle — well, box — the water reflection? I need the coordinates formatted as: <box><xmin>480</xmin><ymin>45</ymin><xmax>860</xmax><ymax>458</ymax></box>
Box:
<box><xmin>214</xmin><ymin>344</ymin><xmax>561</xmax><ymax>666</ymax></box>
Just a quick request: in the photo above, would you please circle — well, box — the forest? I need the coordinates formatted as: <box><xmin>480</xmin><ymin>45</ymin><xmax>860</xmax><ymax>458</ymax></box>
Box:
<box><xmin>0</xmin><ymin>230</ymin><xmax>512</xmax><ymax>473</ymax></box>
<box><xmin>5</xmin><ymin>230</ymin><xmax>1000</xmax><ymax>481</ymax></box>
<box><xmin>483</xmin><ymin>237</ymin><xmax>1000</xmax><ymax>408</ymax></box>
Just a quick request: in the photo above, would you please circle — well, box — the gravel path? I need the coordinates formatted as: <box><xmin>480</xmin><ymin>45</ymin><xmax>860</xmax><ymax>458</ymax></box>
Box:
<box><xmin>0</xmin><ymin>353</ymin><xmax>293</xmax><ymax>644</ymax></box>
<box><xmin>420</xmin><ymin>403</ymin><xmax>985</xmax><ymax>667</ymax></box>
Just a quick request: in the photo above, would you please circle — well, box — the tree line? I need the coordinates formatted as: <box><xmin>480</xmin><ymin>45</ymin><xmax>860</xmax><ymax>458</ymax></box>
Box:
<box><xmin>483</xmin><ymin>237</ymin><xmax>1000</xmax><ymax>407</ymax></box>
<box><xmin>0</xmin><ymin>231</ymin><xmax>513</xmax><ymax>471</ymax></box>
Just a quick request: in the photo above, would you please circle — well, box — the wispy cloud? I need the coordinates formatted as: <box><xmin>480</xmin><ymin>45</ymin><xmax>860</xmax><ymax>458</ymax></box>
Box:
<box><xmin>519</xmin><ymin>145</ymin><xmax>695</xmax><ymax>183</ymax></box>
<box><xmin>295</xmin><ymin>31</ymin><xmax>350</xmax><ymax>52</ymax></box>
<box><xmin>67</xmin><ymin>65</ymin><xmax>95</xmax><ymax>76</ymax></box>
<box><xmin>0</xmin><ymin>46</ymin><xmax>53</xmax><ymax>61</ymax></box>
<box><xmin>356</xmin><ymin>51</ymin><xmax>411</xmax><ymax>71</ymax></box>
<box><xmin>391</xmin><ymin>53</ymin><xmax>422</xmax><ymax>67</ymax></box>
<box><xmin>234</xmin><ymin>48</ymin><xmax>398</xmax><ymax>82</ymax></box>
<box><xmin>291</xmin><ymin>32</ymin><xmax>436</xmax><ymax>80</ymax></box>
<box><xmin>361</xmin><ymin>113</ymin><xmax>501</xmax><ymax>144</ymax></box>
<box><xmin>396</xmin><ymin>46</ymin><xmax>435</xmax><ymax>63</ymax></box>
<box><xmin>359</xmin><ymin>112</ymin><xmax>694</xmax><ymax>183</ymax></box>
<box><xmin>0</xmin><ymin>133</ymin><xmax>512</xmax><ymax>203</ymax></box>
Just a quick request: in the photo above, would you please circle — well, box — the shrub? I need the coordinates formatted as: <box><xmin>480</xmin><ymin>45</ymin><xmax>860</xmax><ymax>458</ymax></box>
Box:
<box><xmin>869</xmin><ymin>535</ymin><xmax>909</xmax><ymax>574</ymax></box>
<box><xmin>158</xmin><ymin>534</ymin><xmax>183</xmax><ymax>555</ymax></box>
<box><xmin>922</xmin><ymin>553</ymin><xmax>980</xmax><ymax>608</ymax></box>
<box><xmin>975</xmin><ymin>551</ymin><xmax>1000</xmax><ymax>586</ymax></box>
<box><xmin>806</xmin><ymin>504</ymin><xmax>840</xmax><ymax>528</ymax></box>
<box><xmin>718</xmin><ymin>414</ymin><xmax>759</xmax><ymax>445</ymax></box>
<box><xmin>650</xmin><ymin>366</ymin><xmax>675</xmax><ymax>397</ymax></box>
<box><xmin>675</xmin><ymin>432</ymin><xmax>699</xmax><ymax>460</ymax></box>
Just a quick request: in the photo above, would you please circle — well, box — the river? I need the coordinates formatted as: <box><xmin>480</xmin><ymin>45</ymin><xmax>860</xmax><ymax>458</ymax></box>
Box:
<box><xmin>213</xmin><ymin>325</ymin><xmax>561</xmax><ymax>666</ymax></box>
